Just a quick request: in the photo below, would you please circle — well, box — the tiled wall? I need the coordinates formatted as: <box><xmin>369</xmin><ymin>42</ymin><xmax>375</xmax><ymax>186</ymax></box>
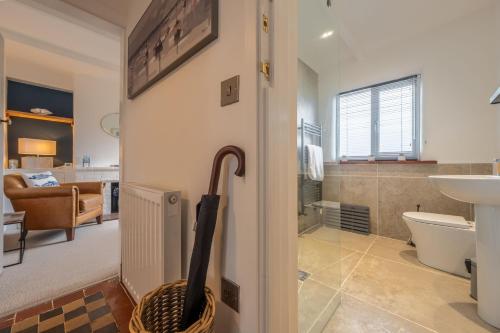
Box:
<box><xmin>322</xmin><ymin>163</ymin><xmax>492</xmax><ymax>240</ymax></box>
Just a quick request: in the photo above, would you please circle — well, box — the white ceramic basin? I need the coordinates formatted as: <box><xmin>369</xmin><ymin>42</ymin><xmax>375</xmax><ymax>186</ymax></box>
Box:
<box><xmin>430</xmin><ymin>175</ymin><xmax>500</xmax><ymax>328</ymax></box>
<box><xmin>429</xmin><ymin>175</ymin><xmax>500</xmax><ymax>206</ymax></box>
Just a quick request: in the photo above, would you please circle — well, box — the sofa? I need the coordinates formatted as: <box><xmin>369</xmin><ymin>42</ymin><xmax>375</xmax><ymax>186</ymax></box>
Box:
<box><xmin>4</xmin><ymin>174</ymin><xmax>104</xmax><ymax>241</ymax></box>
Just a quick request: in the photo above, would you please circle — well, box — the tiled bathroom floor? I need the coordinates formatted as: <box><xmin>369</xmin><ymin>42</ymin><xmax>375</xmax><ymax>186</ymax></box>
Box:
<box><xmin>299</xmin><ymin>227</ymin><xmax>500</xmax><ymax>333</ymax></box>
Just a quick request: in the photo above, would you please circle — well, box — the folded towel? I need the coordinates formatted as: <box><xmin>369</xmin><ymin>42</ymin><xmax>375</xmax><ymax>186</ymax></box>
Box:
<box><xmin>306</xmin><ymin>144</ymin><xmax>324</xmax><ymax>181</ymax></box>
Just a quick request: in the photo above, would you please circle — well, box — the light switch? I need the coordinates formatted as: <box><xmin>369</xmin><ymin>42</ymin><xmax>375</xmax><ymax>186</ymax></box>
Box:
<box><xmin>221</xmin><ymin>75</ymin><xmax>240</xmax><ymax>107</ymax></box>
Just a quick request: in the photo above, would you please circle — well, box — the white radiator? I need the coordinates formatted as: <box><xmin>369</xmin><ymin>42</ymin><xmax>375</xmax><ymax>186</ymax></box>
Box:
<box><xmin>121</xmin><ymin>183</ymin><xmax>181</xmax><ymax>303</ymax></box>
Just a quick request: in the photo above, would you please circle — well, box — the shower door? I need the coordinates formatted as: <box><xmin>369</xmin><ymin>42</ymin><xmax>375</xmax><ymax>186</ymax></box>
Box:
<box><xmin>297</xmin><ymin>1</ymin><xmax>342</xmax><ymax>332</ymax></box>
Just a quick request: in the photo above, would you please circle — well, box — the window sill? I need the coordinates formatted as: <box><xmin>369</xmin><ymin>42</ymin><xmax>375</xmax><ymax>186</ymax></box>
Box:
<box><xmin>339</xmin><ymin>160</ymin><xmax>437</xmax><ymax>165</ymax></box>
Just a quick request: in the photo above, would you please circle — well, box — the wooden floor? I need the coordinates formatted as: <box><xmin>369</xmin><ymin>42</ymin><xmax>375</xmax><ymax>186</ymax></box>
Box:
<box><xmin>0</xmin><ymin>277</ymin><xmax>134</xmax><ymax>332</ymax></box>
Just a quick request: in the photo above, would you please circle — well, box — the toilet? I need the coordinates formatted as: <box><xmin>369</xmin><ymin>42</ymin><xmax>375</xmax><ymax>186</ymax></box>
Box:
<box><xmin>403</xmin><ymin>212</ymin><xmax>476</xmax><ymax>278</ymax></box>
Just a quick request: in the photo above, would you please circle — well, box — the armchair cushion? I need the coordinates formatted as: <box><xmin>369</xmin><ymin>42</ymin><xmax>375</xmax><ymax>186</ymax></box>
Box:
<box><xmin>79</xmin><ymin>194</ymin><xmax>103</xmax><ymax>212</ymax></box>
<box><xmin>21</xmin><ymin>171</ymin><xmax>60</xmax><ymax>187</ymax></box>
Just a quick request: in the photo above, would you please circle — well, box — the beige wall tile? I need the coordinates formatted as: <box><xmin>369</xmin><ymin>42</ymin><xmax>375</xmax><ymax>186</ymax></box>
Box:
<box><xmin>377</xmin><ymin>164</ymin><xmax>438</xmax><ymax>178</ymax></box>
<box><xmin>321</xmin><ymin>163</ymin><xmax>476</xmax><ymax>240</ymax></box>
<box><xmin>436</xmin><ymin>163</ymin><xmax>471</xmax><ymax>175</ymax></box>
<box><xmin>324</xmin><ymin>163</ymin><xmax>341</xmax><ymax>176</ymax></box>
<box><xmin>378</xmin><ymin>177</ymin><xmax>471</xmax><ymax>240</ymax></box>
<box><xmin>339</xmin><ymin>164</ymin><xmax>378</xmax><ymax>177</ymax></box>
<box><xmin>322</xmin><ymin>176</ymin><xmax>340</xmax><ymax>202</ymax></box>
<box><xmin>340</xmin><ymin>177</ymin><xmax>378</xmax><ymax>235</ymax></box>
<box><xmin>471</xmin><ymin>163</ymin><xmax>493</xmax><ymax>175</ymax></box>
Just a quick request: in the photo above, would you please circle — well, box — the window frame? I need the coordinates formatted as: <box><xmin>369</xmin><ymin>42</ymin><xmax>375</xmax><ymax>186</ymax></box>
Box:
<box><xmin>336</xmin><ymin>75</ymin><xmax>421</xmax><ymax>161</ymax></box>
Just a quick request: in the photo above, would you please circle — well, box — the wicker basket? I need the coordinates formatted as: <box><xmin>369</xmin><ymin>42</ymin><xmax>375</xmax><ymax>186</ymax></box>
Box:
<box><xmin>130</xmin><ymin>280</ymin><xmax>216</xmax><ymax>333</ymax></box>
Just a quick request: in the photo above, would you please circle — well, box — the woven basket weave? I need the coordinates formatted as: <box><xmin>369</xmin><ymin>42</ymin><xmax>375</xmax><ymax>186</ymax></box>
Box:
<box><xmin>130</xmin><ymin>280</ymin><xmax>215</xmax><ymax>333</ymax></box>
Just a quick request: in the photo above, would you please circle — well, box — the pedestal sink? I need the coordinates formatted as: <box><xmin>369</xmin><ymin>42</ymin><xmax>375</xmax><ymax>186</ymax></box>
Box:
<box><xmin>429</xmin><ymin>175</ymin><xmax>500</xmax><ymax>328</ymax></box>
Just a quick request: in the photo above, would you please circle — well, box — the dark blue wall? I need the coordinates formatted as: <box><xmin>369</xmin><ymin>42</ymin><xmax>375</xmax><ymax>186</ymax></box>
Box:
<box><xmin>6</xmin><ymin>80</ymin><xmax>74</xmax><ymax>166</ymax></box>
<box><xmin>8</xmin><ymin>117</ymin><xmax>73</xmax><ymax>167</ymax></box>
<box><xmin>7</xmin><ymin>80</ymin><xmax>73</xmax><ymax>118</ymax></box>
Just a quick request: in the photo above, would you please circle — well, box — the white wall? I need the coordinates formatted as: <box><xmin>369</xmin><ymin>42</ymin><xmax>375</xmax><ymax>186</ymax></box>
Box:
<box><xmin>320</xmin><ymin>7</ymin><xmax>499</xmax><ymax>163</ymax></box>
<box><xmin>122</xmin><ymin>1</ymin><xmax>258</xmax><ymax>332</ymax></box>
<box><xmin>6</xmin><ymin>57</ymin><xmax>73</xmax><ymax>91</ymax></box>
<box><xmin>73</xmin><ymin>74</ymin><xmax>120</xmax><ymax>167</ymax></box>
<box><xmin>298</xmin><ymin>60</ymin><xmax>319</xmax><ymax>125</ymax></box>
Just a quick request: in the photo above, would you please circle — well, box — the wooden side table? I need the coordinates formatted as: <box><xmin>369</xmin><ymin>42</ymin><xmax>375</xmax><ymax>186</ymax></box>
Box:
<box><xmin>3</xmin><ymin>211</ymin><xmax>26</xmax><ymax>268</ymax></box>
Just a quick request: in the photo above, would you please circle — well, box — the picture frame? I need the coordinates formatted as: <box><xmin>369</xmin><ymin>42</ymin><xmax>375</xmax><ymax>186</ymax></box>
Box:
<box><xmin>128</xmin><ymin>0</ymin><xmax>219</xmax><ymax>99</ymax></box>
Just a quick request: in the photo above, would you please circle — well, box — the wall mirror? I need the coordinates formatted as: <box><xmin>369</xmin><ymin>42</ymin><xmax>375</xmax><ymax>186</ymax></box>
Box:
<box><xmin>100</xmin><ymin>113</ymin><xmax>119</xmax><ymax>138</ymax></box>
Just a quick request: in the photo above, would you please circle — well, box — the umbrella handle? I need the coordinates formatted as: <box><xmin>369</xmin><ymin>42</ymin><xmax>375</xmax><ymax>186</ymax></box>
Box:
<box><xmin>208</xmin><ymin>146</ymin><xmax>245</xmax><ymax>195</ymax></box>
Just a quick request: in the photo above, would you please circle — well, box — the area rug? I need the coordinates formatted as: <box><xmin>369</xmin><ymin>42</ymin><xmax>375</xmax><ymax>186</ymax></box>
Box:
<box><xmin>0</xmin><ymin>221</ymin><xmax>120</xmax><ymax>317</ymax></box>
<box><xmin>2</xmin><ymin>291</ymin><xmax>118</xmax><ymax>333</ymax></box>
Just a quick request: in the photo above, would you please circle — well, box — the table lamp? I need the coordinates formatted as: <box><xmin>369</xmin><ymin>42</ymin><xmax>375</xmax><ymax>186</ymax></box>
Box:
<box><xmin>18</xmin><ymin>138</ymin><xmax>57</xmax><ymax>169</ymax></box>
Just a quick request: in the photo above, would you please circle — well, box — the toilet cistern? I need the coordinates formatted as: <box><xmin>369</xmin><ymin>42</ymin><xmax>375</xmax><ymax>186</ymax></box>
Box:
<box><xmin>429</xmin><ymin>175</ymin><xmax>500</xmax><ymax>328</ymax></box>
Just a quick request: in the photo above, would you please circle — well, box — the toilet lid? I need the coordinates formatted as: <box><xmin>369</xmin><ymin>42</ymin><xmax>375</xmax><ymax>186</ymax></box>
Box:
<box><xmin>403</xmin><ymin>212</ymin><xmax>472</xmax><ymax>229</ymax></box>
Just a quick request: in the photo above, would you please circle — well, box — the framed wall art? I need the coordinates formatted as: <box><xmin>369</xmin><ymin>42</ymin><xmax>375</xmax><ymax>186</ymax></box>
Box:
<box><xmin>128</xmin><ymin>0</ymin><xmax>219</xmax><ymax>99</ymax></box>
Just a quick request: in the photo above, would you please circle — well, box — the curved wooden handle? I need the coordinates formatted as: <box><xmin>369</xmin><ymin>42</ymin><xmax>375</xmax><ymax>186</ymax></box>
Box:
<box><xmin>208</xmin><ymin>146</ymin><xmax>245</xmax><ymax>195</ymax></box>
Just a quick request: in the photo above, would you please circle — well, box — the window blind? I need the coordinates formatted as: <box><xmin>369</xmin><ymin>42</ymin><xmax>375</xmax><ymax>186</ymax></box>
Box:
<box><xmin>337</xmin><ymin>75</ymin><xmax>419</xmax><ymax>160</ymax></box>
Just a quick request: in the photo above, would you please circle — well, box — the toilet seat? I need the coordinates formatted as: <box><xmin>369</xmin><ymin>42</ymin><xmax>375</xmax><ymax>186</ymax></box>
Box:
<box><xmin>403</xmin><ymin>212</ymin><xmax>472</xmax><ymax>229</ymax></box>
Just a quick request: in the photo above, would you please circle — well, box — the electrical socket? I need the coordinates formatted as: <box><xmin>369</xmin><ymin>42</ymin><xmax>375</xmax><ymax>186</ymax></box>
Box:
<box><xmin>221</xmin><ymin>277</ymin><xmax>240</xmax><ymax>313</ymax></box>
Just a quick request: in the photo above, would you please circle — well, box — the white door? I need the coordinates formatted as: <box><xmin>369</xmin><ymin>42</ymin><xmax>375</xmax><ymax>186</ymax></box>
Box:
<box><xmin>0</xmin><ymin>34</ymin><xmax>5</xmax><ymax>273</ymax></box>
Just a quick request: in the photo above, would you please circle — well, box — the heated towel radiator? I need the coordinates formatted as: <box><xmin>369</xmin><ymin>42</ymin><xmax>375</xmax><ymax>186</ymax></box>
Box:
<box><xmin>121</xmin><ymin>183</ymin><xmax>181</xmax><ymax>303</ymax></box>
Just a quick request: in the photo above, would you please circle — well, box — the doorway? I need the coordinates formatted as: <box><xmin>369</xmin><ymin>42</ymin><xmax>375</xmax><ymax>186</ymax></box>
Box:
<box><xmin>0</xmin><ymin>1</ymin><xmax>125</xmax><ymax>323</ymax></box>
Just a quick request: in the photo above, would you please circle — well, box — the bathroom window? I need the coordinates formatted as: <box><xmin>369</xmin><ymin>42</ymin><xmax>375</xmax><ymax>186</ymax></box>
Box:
<box><xmin>336</xmin><ymin>75</ymin><xmax>420</xmax><ymax>160</ymax></box>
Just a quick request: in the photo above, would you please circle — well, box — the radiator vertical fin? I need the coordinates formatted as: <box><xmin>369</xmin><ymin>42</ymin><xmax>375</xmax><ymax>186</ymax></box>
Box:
<box><xmin>121</xmin><ymin>183</ymin><xmax>181</xmax><ymax>303</ymax></box>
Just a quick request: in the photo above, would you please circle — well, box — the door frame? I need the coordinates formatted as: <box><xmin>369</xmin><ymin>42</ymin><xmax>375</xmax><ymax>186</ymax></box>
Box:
<box><xmin>0</xmin><ymin>33</ymin><xmax>5</xmax><ymax>274</ymax></box>
<box><xmin>258</xmin><ymin>0</ymin><xmax>299</xmax><ymax>331</ymax></box>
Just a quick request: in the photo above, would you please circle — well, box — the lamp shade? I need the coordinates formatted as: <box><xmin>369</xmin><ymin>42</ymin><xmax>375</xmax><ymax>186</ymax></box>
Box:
<box><xmin>18</xmin><ymin>138</ymin><xmax>56</xmax><ymax>156</ymax></box>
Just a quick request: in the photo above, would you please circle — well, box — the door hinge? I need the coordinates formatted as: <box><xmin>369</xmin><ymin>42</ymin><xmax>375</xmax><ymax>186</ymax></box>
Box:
<box><xmin>260</xmin><ymin>62</ymin><xmax>271</xmax><ymax>81</ymax></box>
<box><xmin>262</xmin><ymin>14</ymin><xmax>269</xmax><ymax>33</ymax></box>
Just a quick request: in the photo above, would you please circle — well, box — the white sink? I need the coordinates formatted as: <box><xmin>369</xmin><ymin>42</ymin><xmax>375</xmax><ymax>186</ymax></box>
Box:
<box><xmin>430</xmin><ymin>175</ymin><xmax>500</xmax><ymax>328</ymax></box>
<box><xmin>429</xmin><ymin>175</ymin><xmax>500</xmax><ymax>206</ymax></box>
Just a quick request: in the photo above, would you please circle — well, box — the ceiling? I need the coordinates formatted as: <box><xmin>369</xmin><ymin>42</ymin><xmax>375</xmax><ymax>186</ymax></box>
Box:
<box><xmin>299</xmin><ymin>0</ymin><xmax>496</xmax><ymax>72</ymax></box>
<box><xmin>61</xmin><ymin>0</ymin><xmax>130</xmax><ymax>28</ymax></box>
<box><xmin>0</xmin><ymin>0</ymin><xmax>121</xmax><ymax>77</ymax></box>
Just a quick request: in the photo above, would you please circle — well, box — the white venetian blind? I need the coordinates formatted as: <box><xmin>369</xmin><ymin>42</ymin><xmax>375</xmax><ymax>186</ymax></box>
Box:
<box><xmin>338</xmin><ymin>88</ymin><xmax>372</xmax><ymax>157</ymax></box>
<box><xmin>338</xmin><ymin>76</ymin><xmax>418</xmax><ymax>159</ymax></box>
<box><xmin>377</xmin><ymin>77</ymin><xmax>416</xmax><ymax>155</ymax></box>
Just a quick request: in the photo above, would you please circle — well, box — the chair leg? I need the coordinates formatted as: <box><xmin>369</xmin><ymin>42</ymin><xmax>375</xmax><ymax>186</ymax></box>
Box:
<box><xmin>21</xmin><ymin>229</ymin><xmax>28</xmax><ymax>241</ymax></box>
<box><xmin>65</xmin><ymin>228</ymin><xmax>75</xmax><ymax>241</ymax></box>
<box><xmin>96</xmin><ymin>215</ymin><xmax>103</xmax><ymax>224</ymax></box>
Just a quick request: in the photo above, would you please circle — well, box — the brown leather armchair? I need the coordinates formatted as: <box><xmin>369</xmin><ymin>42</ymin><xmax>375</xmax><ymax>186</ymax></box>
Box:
<box><xmin>4</xmin><ymin>174</ymin><xmax>104</xmax><ymax>241</ymax></box>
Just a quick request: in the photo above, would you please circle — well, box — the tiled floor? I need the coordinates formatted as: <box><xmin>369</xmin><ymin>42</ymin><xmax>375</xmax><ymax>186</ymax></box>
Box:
<box><xmin>299</xmin><ymin>226</ymin><xmax>500</xmax><ymax>333</ymax></box>
<box><xmin>0</xmin><ymin>277</ymin><xmax>134</xmax><ymax>333</ymax></box>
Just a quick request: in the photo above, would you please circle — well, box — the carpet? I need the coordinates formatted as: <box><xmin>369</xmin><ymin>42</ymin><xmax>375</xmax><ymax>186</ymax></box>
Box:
<box><xmin>0</xmin><ymin>221</ymin><xmax>120</xmax><ymax>317</ymax></box>
<box><xmin>2</xmin><ymin>291</ymin><xmax>118</xmax><ymax>333</ymax></box>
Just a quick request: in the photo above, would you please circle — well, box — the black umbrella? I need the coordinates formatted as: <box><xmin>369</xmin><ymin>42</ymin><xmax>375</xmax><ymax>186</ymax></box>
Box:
<box><xmin>180</xmin><ymin>145</ymin><xmax>245</xmax><ymax>330</ymax></box>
